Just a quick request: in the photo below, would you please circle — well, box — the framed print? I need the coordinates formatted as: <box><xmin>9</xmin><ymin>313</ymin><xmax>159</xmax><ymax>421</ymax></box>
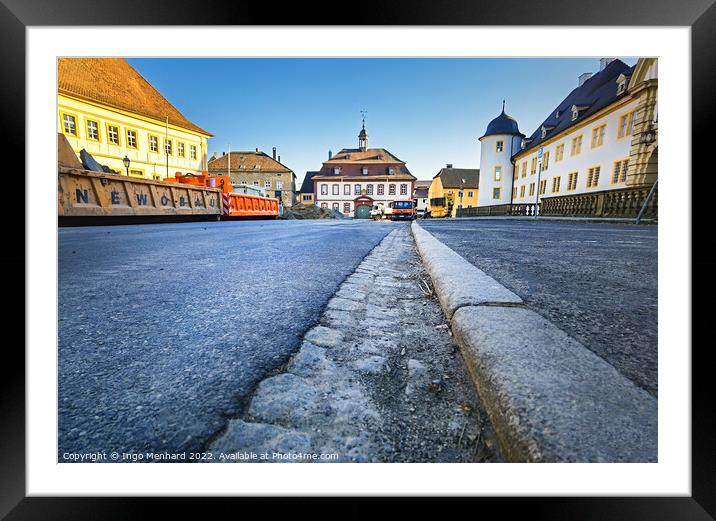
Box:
<box><xmin>4</xmin><ymin>0</ymin><xmax>712</xmax><ymax>516</ymax></box>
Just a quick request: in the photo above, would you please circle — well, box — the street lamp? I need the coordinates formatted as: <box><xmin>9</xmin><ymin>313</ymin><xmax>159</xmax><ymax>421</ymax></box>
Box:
<box><xmin>123</xmin><ymin>155</ymin><xmax>130</xmax><ymax>176</ymax></box>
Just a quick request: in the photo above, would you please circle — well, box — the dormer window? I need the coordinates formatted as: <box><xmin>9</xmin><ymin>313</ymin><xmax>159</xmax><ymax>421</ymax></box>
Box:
<box><xmin>253</xmin><ymin>164</ymin><xmax>260</xmax><ymax>170</ymax></box>
<box><xmin>541</xmin><ymin>125</ymin><xmax>555</xmax><ymax>138</ymax></box>
<box><xmin>362</xmin><ymin>167</ymin><xmax>368</xmax><ymax>175</ymax></box>
<box><xmin>555</xmin><ymin>110</ymin><xmax>561</xmax><ymax>119</ymax></box>
<box><xmin>571</xmin><ymin>108</ymin><xmax>579</xmax><ymax>121</ymax></box>
<box><xmin>388</xmin><ymin>167</ymin><xmax>395</xmax><ymax>175</ymax></box>
<box><xmin>333</xmin><ymin>167</ymin><xmax>341</xmax><ymax>175</ymax></box>
<box><xmin>616</xmin><ymin>73</ymin><xmax>629</xmax><ymax>95</ymax></box>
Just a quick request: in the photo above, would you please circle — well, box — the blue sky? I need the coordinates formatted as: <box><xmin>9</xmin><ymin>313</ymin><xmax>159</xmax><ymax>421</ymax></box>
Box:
<box><xmin>128</xmin><ymin>58</ymin><xmax>637</xmax><ymax>186</ymax></box>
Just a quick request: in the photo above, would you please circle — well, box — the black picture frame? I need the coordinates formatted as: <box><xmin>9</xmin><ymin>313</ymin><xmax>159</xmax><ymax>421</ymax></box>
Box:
<box><xmin>4</xmin><ymin>0</ymin><xmax>711</xmax><ymax>516</ymax></box>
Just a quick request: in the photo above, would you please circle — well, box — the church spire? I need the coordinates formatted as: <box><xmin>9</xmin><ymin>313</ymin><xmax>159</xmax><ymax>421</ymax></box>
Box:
<box><xmin>358</xmin><ymin>110</ymin><xmax>368</xmax><ymax>151</ymax></box>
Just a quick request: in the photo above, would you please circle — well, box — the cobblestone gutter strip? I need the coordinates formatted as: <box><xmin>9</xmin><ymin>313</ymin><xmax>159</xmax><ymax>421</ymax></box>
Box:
<box><xmin>411</xmin><ymin>222</ymin><xmax>657</xmax><ymax>462</ymax></box>
<box><xmin>209</xmin><ymin>226</ymin><xmax>501</xmax><ymax>463</ymax></box>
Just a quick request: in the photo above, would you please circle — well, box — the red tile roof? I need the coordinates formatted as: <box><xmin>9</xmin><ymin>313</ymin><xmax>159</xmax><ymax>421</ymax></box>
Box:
<box><xmin>58</xmin><ymin>58</ymin><xmax>212</xmax><ymax>136</ymax></box>
<box><xmin>207</xmin><ymin>151</ymin><xmax>293</xmax><ymax>174</ymax></box>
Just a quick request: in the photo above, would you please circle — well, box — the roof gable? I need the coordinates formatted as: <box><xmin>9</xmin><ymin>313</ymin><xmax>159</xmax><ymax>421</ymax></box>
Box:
<box><xmin>434</xmin><ymin>168</ymin><xmax>480</xmax><ymax>188</ymax></box>
<box><xmin>58</xmin><ymin>58</ymin><xmax>212</xmax><ymax>136</ymax></box>
<box><xmin>208</xmin><ymin>151</ymin><xmax>293</xmax><ymax>174</ymax></box>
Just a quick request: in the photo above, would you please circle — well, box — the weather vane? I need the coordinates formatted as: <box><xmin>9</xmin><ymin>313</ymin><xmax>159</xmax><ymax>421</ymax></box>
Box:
<box><xmin>360</xmin><ymin>109</ymin><xmax>367</xmax><ymax>128</ymax></box>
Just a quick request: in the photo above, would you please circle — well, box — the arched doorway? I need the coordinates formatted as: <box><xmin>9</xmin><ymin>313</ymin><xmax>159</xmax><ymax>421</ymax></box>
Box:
<box><xmin>355</xmin><ymin>204</ymin><xmax>371</xmax><ymax>219</ymax></box>
<box><xmin>353</xmin><ymin>194</ymin><xmax>374</xmax><ymax>219</ymax></box>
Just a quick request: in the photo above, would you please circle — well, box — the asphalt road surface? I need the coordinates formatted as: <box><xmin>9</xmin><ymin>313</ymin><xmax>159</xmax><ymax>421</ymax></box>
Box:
<box><xmin>58</xmin><ymin>219</ymin><xmax>397</xmax><ymax>458</ymax></box>
<box><xmin>420</xmin><ymin>218</ymin><xmax>658</xmax><ymax>397</ymax></box>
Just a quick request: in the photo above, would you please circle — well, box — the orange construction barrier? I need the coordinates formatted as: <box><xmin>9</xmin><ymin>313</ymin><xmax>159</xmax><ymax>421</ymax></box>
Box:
<box><xmin>167</xmin><ymin>172</ymin><xmax>279</xmax><ymax>219</ymax></box>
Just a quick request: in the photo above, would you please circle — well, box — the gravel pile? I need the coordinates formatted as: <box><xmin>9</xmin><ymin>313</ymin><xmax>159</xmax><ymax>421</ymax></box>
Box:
<box><xmin>283</xmin><ymin>204</ymin><xmax>345</xmax><ymax>220</ymax></box>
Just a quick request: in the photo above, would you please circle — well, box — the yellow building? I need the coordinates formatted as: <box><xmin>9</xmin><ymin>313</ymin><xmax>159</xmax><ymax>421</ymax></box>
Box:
<box><xmin>58</xmin><ymin>58</ymin><xmax>212</xmax><ymax>180</ymax></box>
<box><xmin>427</xmin><ymin>165</ymin><xmax>480</xmax><ymax>217</ymax></box>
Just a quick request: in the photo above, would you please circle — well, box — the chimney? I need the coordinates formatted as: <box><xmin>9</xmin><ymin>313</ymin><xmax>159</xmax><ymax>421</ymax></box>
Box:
<box><xmin>446</xmin><ymin>163</ymin><xmax>453</xmax><ymax>168</ymax></box>
<box><xmin>578</xmin><ymin>72</ymin><xmax>592</xmax><ymax>86</ymax></box>
<box><xmin>222</xmin><ymin>151</ymin><xmax>226</xmax><ymax>156</ymax></box>
<box><xmin>328</xmin><ymin>150</ymin><xmax>333</xmax><ymax>160</ymax></box>
<box><xmin>272</xmin><ymin>147</ymin><xmax>277</xmax><ymax>160</ymax></box>
<box><xmin>278</xmin><ymin>155</ymin><xmax>281</xmax><ymax>163</ymax></box>
<box><xmin>599</xmin><ymin>58</ymin><xmax>615</xmax><ymax>71</ymax></box>
<box><xmin>255</xmin><ymin>147</ymin><xmax>259</xmax><ymax>152</ymax></box>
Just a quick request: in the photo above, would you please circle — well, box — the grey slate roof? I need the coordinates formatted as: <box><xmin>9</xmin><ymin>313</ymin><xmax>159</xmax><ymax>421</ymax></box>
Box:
<box><xmin>518</xmin><ymin>59</ymin><xmax>635</xmax><ymax>156</ymax></box>
<box><xmin>300</xmin><ymin>171</ymin><xmax>319</xmax><ymax>193</ymax></box>
<box><xmin>481</xmin><ymin>109</ymin><xmax>523</xmax><ymax>139</ymax></box>
<box><xmin>434</xmin><ymin>167</ymin><xmax>480</xmax><ymax>188</ymax></box>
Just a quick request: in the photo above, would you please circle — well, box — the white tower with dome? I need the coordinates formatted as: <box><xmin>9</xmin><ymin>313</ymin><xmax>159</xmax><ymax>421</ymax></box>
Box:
<box><xmin>477</xmin><ymin>102</ymin><xmax>524</xmax><ymax>208</ymax></box>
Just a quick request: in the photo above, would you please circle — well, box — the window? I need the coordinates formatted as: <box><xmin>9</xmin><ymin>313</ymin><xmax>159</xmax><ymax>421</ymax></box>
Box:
<box><xmin>467</xmin><ymin>191</ymin><xmax>473</xmax><ymax>198</ymax></box>
<box><xmin>344</xmin><ymin>184</ymin><xmax>351</xmax><ymax>195</ymax></box>
<box><xmin>61</xmin><ymin>112</ymin><xmax>78</xmax><ymax>136</ymax></box>
<box><xmin>86</xmin><ymin>120</ymin><xmax>100</xmax><ymax>141</ymax></box>
<box><xmin>126</xmin><ymin>129</ymin><xmax>138</xmax><ymax>149</ymax></box>
<box><xmin>367</xmin><ymin>184</ymin><xmax>374</xmax><ymax>195</ymax></box>
<box><xmin>572</xmin><ymin>108</ymin><xmax>579</xmax><ymax>121</ymax></box>
<box><xmin>542</xmin><ymin>151</ymin><xmax>550</xmax><ymax>171</ymax></box>
<box><xmin>388</xmin><ymin>167</ymin><xmax>395</xmax><ymax>175</ymax></box>
<box><xmin>355</xmin><ymin>184</ymin><xmax>361</xmax><ymax>195</ymax></box>
<box><xmin>265</xmin><ymin>181</ymin><xmax>271</xmax><ymax>189</ymax></box>
<box><xmin>591</xmin><ymin>124</ymin><xmax>606</xmax><ymax>148</ymax></box>
<box><xmin>494</xmin><ymin>166</ymin><xmax>502</xmax><ymax>182</ymax></box>
<box><xmin>332</xmin><ymin>184</ymin><xmax>339</xmax><ymax>195</ymax></box>
<box><xmin>400</xmin><ymin>184</ymin><xmax>407</xmax><ymax>195</ymax></box>
<box><xmin>617</xmin><ymin>79</ymin><xmax>627</xmax><ymax>94</ymax></box>
<box><xmin>344</xmin><ymin>203</ymin><xmax>351</xmax><ymax>213</ymax></box>
<box><xmin>107</xmin><ymin>125</ymin><xmax>120</xmax><ymax>145</ymax></box>
<box><xmin>587</xmin><ymin>166</ymin><xmax>601</xmax><ymax>188</ymax></box>
<box><xmin>362</xmin><ymin>167</ymin><xmax>368</xmax><ymax>175</ymax></box>
<box><xmin>521</xmin><ymin>161</ymin><xmax>527</xmax><ymax>178</ymax></box>
<box><xmin>389</xmin><ymin>184</ymin><xmax>396</xmax><ymax>195</ymax></box>
<box><xmin>190</xmin><ymin>145</ymin><xmax>197</xmax><ymax>160</ymax></box>
<box><xmin>302</xmin><ymin>194</ymin><xmax>311</xmax><ymax>201</ymax></box>
<box><xmin>240</xmin><ymin>180</ymin><xmax>247</xmax><ymax>185</ymax></box>
<box><xmin>377</xmin><ymin>184</ymin><xmax>384</xmax><ymax>195</ymax></box>
<box><xmin>570</xmin><ymin>135</ymin><xmax>583</xmax><ymax>156</ymax></box>
<box><xmin>520</xmin><ymin>185</ymin><xmax>526</xmax><ymax>198</ymax></box>
<box><xmin>567</xmin><ymin>172</ymin><xmax>578</xmax><ymax>191</ymax></box>
<box><xmin>496</xmin><ymin>140</ymin><xmax>504</xmax><ymax>152</ymax></box>
<box><xmin>555</xmin><ymin>144</ymin><xmax>564</xmax><ymax>162</ymax></box>
<box><xmin>276</xmin><ymin>181</ymin><xmax>283</xmax><ymax>190</ymax></box>
<box><xmin>253</xmin><ymin>181</ymin><xmax>260</xmax><ymax>186</ymax></box>
<box><xmin>512</xmin><ymin>187</ymin><xmax>517</xmax><ymax>199</ymax></box>
<box><xmin>164</xmin><ymin>138</ymin><xmax>173</xmax><ymax>155</ymax></box>
<box><xmin>552</xmin><ymin>176</ymin><xmax>561</xmax><ymax>193</ymax></box>
<box><xmin>612</xmin><ymin>159</ymin><xmax>629</xmax><ymax>184</ymax></box>
<box><xmin>333</xmin><ymin>203</ymin><xmax>339</xmax><ymax>211</ymax></box>
<box><xmin>618</xmin><ymin>111</ymin><xmax>638</xmax><ymax>138</ymax></box>
<box><xmin>178</xmin><ymin>142</ymin><xmax>185</xmax><ymax>157</ymax></box>
<box><xmin>529</xmin><ymin>183</ymin><xmax>535</xmax><ymax>196</ymax></box>
<box><xmin>129</xmin><ymin>169</ymin><xmax>144</xmax><ymax>178</ymax></box>
<box><xmin>530</xmin><ymin>157</ymin><xmax>537</xmax><ymax>175</ymax></box>
<box><xmin>321</xmin><ymin>184</ymin><xmax>328</xmax><ymax>195</ymax></box>
<box><xmin>539</xmin><ymin>179</ymin><xmax>547</xmax><ymax>195</ymax></box>
<box><xmin>149</xmin><ymin>135</ymin><xmax>159</xmax><ymax>153</ymax></box>
<box><xmin>333</xmin><ymin>167</ymin><xmax>341</xmax><ymax>175</ymax></box>
<box><xmin>492</xmin><ymin>187</ymin><xmax>501</xmax><ymax>199</ymax></box>
<box><xmin>321</xmin><ymin>202</ymin><xmax>328</xmax><ymax>209</ymax></box>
